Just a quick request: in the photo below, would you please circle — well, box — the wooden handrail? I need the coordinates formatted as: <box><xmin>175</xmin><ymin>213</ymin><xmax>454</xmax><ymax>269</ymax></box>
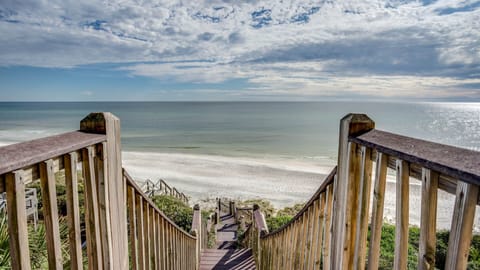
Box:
<box><xmin>350</xmin><ymin>129</ymin><xmax>480</xmax><ymax>185</ymax></box>
<box><xmin>0</xmin><ymin>131</ymin><xmax>106</xmax><ymax>175</ymax></box>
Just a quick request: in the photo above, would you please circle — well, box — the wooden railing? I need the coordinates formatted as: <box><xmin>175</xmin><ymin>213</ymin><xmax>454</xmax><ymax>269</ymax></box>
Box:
<box><xmin>141</xmin><ymin>178</ymin><xmax>189</xmax><ymax>203</ymax></box>
<box><xmin>242</xmin><ymin>204</ymin><xmax>269</xmax><ymax>267</ymax></box>
<box><xmin>246</xmin><ymin>113</ymin><xmax>480</xmax><ymax>270</ymax></box>
<box><xmin>0</xmin><ymin>112</ymin><xmax>200</xmax><ymax>270</ymax></box>
<box><xmin>246</xmin><ymin>168</ymin><xmax>336</xmax><ymax>270</ymax></box>
<box><xmin>125</xmin><ymin>170</ymin><xmax>197</xmax><ymax>270</ymax></box>
<box><xmin>0</xmin><ymin>123</ymin><xmax>111</xmax><ymax>270</ymax></box>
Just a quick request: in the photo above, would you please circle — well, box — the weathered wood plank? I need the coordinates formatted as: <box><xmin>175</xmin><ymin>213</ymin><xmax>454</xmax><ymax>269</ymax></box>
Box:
<box><xmin>418</xmin><ymin>169</ymin><xmax>438</xmax><ymax>270</ymax></box>
<box><xmin>143</xmin><ymin>201</ymin><xmax>150</xmax><ymax>270</ymax></box>
<box><xmin>149</xmin><ymin>205</ymin><xmax>156</xmax><ymax>269</ymax></box>
<box><xmin>315</xmin><ymin>194</ymin><xmax>326</xmax><ymax>268</ymax></box>
<box><xmin>351</xmin><ymin>129</ymin><xmax>480</xmax><ymax>185</ymax></box>
<box><xmin>394</xmin><ymin>159</ymin><xmax>409</xmax><ymax>270</ymax></box>
<box><xmin>353</xmin><ymin>146</ymin><xmax>373</xmax><ymax>270</ymax></box>
<box><xmin>135</xmin><ymin>194</ymin><xmax>145</xmax><ymax>270</ymax></box>
<box><xmin>343</xmin><ymin>142</ymin><xmax>362</xmax><ymax>269</ymax></box>
<box><xmin>40</xmin><ymin>159</ymin><xmax>63</xmax><ymax>269</ymax></box>
<box><xmin>127</xmin><ymin>186</ymin><xmax>138</xmax><ymax>270</ymax></box>
<box><xmin>159</xmin><ymin>216</ymin><xmax>166</xmax><ymax>270</ymax></box>
<box><xmin>154</xmin><ymin>213</ymin><xmax>160</xmax><ymax>270</ymax></box>
<box><xmin>6</xmin><ymin>170</ymin><xmax>31</xmax><ymax>270</ymax></box>
<box><xmin>307</xmin><ymin>198</ymin><xmax>319</xmax><ymax>269</ymax></box>
<box><xmin>0</xmin><ymin>131</ymin><xmax>105</xmax><ymax>175</ymax></box>
<box><xmin>299</xmin><ymin>211</ymin><xmax>308</xmax><ymax>270</ymax></box>
<box><xmin>323</xmin><ymin>182</ymin><xmax>334</xmax><ymax>269</ymax></box>
<box><xmin>95</xmin><ymin>143</ymin><xmax>113</xmax><ymax>270</ymax></box>
<box><xmin>64</xmin><ymin>152</ymin><xmax>83</xmax><ymax>270</ymax></box>
<box><xmin>445</xmin><ymin>181</ymin><xmax>479</xmax><ymax>269</ymax></box>
<box><xmin>82</xmin><ymin>147</ymin><xmax>103</xmax><ymax>270</ymax></box>
<box><xmin>367</xmin><ymin>152</ymin><xmax>388</xmax><ymax>270</ymax></box>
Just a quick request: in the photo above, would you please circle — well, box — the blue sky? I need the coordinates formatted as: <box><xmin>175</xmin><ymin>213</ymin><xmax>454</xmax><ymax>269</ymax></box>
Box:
<box><xmin>0</xmin><ymin>0</ymin><xmax>479</xmax><ymax>101</ymax></box>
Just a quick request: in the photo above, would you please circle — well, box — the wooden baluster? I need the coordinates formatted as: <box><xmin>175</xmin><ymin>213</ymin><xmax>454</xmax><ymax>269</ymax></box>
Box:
<box><xmin>285</xmin><ymin>226</ymin><xmax>292</xmax><ymax>269</ymax></box>
<box><xmin>294</xmin><ymin>219</ymin><xmax>301</xmax><ymax>269</ymax></box>
<box><xmin>394</xmin><ymin>159</ymin><xmax>409</xmax><ymax>270</ymax></box>
<box><xmin>316</xmin><ymin>194</ymin><xmax>326</xmax><ymax>268</ymax></box>
<box><xmin>127</xmin><ymin>186</ymin><xmax>138</xmax><ymax>270</ymax></box>
<box><xmin>160</xmin><ymin>217</ymin><xmax>166</xmax><ymax>270</ymax></box>
<box><xmin>418</xmin><ymin>169</ymin><xmax>439</xmax><ymax>270</ymax></box>
<box><xmin>445</xmin><ymin>181</ymin><xmax>479</xmax><ymax>269</ymax></box>
<box><xmin>168</xmin><ymin>224</ymin><xmax>175</xmax><ymax>269</ymax></box>
<box><xmin>323</xmin><ymin>182</ymin><xmax>334</xmax><ymax>269</ymax></box>
<box><xmin>40</xmin><ymin>159</ymin><xmax>63</xmax><ymax>269</ymax></box>
<box><xmin>302</xmin><ymin>207</ymin><xmax>312</xmax><ymax>270</ymax></box>
<box><xmin>155</xmin><ymin>213</ymin><xmax>160</xmax><ymax>270</ymax></box>
<box><xmin>135</xmin><ymin>194</ymin><xmax>145</xmax><ymax>270</ymax></box>
<box><xmin>143</xmin><ymin>201</ymin><xmax>150</xmax><ymax>270</ymax></box>
<box><xmin>6</xmin><ymin>170</ymin><xmax>32</xmax><ymax>270</ymax></box>
<box><xmin>353</xmin><ymin>146</ymin><xmax>373</xmax><ymax>270</ymax></box>
<box><xmin>149</xmin><ymin>206</ymin><xmax>155</xmax><ymax>269</ymax></box>
<box><xmin>311</xmin><ymin>197</ymin><xmax>320</xmax><ymax>268</ymax></box>
<box><xmin>95</xmin><ymin>143</ymin><xmax>113</xmax><ymax>270</ymax></box>
<box><xmin>276</xmin><ymin>231</ymin><xmax>283</xmax><ymax>270</ymax></box>
<box><xmin>65</xmin><ymin>152</ymin><xmax>83</xmax><ymax>270</ymax></box>
<box><xmin>367</xmin><ymin>152</ymin><xmax>388</xmax><ymax>270</ymax></box>
<box><xmin>83</xmin><ymin>146</ymin><xmax>103</xmax><ymax>270</ymax></box>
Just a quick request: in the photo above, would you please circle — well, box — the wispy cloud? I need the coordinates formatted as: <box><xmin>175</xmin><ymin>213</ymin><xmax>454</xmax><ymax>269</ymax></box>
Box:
<box><xmin>0</xmin><ymin>0</ymin><xmax>479</xmax><ymax>100</ymax></box>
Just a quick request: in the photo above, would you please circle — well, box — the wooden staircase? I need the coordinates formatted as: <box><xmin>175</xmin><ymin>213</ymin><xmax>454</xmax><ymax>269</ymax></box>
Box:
<box><xmin>200</xmin><ymin>204</ymin><xmax>256</xmax><ymax>270</ymax></box>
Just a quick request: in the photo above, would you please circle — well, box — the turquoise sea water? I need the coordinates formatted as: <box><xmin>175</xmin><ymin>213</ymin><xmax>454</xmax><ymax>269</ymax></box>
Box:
<box><xmin>1</xmin><ymin>102</ymin><xmax>480</xmax><ymax>228</ymax></box>
<box><xmin>1</xmin><ymin>101</ymin><xmax>479</xmax><ymax>154</ymax></box>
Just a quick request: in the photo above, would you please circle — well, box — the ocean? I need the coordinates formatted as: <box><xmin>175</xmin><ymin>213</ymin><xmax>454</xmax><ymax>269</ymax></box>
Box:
<box><xmin>1</xmin><ymin>101</ymin><xmax>480</xmax><ymax>229</ymax></box>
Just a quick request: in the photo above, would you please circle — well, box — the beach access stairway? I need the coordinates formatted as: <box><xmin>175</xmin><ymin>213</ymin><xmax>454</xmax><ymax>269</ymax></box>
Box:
<box><xmin>199</xmin><ymin>202</ymin><xmax>255</xmax><ymax>270</ymax></box>
<box><xmin>0</xmin><ymin>112</ymin><xmax>479</xmax><ymax>269</ymax></box>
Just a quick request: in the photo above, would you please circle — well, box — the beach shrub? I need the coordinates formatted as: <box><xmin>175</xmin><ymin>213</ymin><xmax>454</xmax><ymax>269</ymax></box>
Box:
<box><xmin>266</xmin><ymin>215</ymin><xmax>292</xmax><ymax>232</ymax></box>
<box><xmin>276</xmin><ymin>203</ymin><xmax>304</xmax><ymax>217</ymax></box>
<box><xmin>151</xmin><ymin>195</ymin><xmax>193</xmax><ymax>232</ymax></box>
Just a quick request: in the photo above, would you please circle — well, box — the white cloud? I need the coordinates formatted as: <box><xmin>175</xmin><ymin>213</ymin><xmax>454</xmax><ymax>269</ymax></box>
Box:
<box><xmin>0</xmin><ymin>0</ymin><xmax>479</xmax><ymax>99</ymax></box>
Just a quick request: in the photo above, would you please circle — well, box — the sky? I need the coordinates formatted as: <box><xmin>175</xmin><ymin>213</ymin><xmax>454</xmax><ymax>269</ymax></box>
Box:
<box><xmin>0</xmin><ymin>0</ymin><xmax>479</xmax><ymax>101</ymax></box>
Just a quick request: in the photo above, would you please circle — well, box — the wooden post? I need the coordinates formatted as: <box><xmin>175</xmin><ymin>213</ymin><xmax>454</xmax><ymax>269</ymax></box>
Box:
<box><xmin>6</xmin><ymin>170</ymin><xmax>31</xmax><ymax>270</ymax></box>
<box><xmin>394</xmin><ymin>159</ymin><xmax>409</xmax><ymax>270</ymax></box>
<box><xmin>80</xmin><ymin>112</ymin><xmax>128</xmax><ymax>270</ymax></box>
<box><xmin>331</xmin><ymin>114</ymin><xmax>374</xmax><ymax>270</ymax></box>
<box><xmin>445</xmin><ymin>181</ymin><xmax>479</xmax><ymax>269</ymax></box>
<box><xmin>418</xmin><ymin>169</ymin><xmax>438</xmax><ymax>270</ymax></box>
<box><xmin>39</xmin><ymin>159</ymin><xmax>63</xmax><ymax>269</ymax></box>
<box><xmin>191</xmin><ymin>204</ymin><xmax>202</xmax><ymax>270</ymax></box>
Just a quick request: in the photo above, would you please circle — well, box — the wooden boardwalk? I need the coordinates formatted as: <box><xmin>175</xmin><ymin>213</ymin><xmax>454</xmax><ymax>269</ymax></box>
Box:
<box><xmin>200</xmin><ymin>212</ymin><xmax>256</xmax><ymax>270</ymax></box>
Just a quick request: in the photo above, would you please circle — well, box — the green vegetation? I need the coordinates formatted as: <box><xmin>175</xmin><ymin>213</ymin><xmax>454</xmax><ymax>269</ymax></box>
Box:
<box><xmin>266</xmin><ymin>203</ymin><xmax>304</xmax><ymax>232</ymax></box>
<box><xmin>370</xmin><ymin>224</ymin><xmax>480</xmax><ymax>269</ymax></box>
<box><xmin>151</xmin><ymin>195</ymin><xmax>193</xmax><ymax>232</ymax></box>
<box><xmin>0</xmin><ymin>215</ymin><xmax>77</xmax><ymax>269</ymax></box>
